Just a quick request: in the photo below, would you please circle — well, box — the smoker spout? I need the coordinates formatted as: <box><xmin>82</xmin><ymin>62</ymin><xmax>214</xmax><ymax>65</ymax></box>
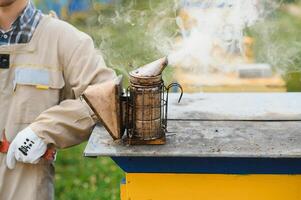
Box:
<box><xmin>130</xmin><ymin>57</ymin><xmax>168</xmax><ymax>78</ymax></box>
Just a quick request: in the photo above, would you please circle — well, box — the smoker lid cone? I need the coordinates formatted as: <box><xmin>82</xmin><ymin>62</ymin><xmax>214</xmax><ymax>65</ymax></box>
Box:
<box><xmin>130</xmin><ymin>57</ymin><xmax>168</xmax><ymax>78</ymax></box>
<box><xmin>82</xmin><ymin>76</ymin><xmax>123</xmax><ymax>140</ymax></box>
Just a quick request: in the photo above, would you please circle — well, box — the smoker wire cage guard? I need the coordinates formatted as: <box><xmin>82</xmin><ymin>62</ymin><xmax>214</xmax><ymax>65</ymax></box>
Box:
<box><xmin>123</xmin><ymin>79</ymin><xmax>183</xmax><ymax>145</ymax></box>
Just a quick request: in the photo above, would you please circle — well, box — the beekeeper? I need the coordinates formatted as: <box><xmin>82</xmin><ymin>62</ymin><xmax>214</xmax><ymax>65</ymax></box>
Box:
<box><xmin>0</xmin><ymin>0</ymin><xmax>116</xmax><ymax>199</ymax></box>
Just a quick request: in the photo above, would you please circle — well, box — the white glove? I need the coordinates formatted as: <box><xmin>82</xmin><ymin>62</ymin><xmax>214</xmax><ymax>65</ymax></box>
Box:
<box><xmin>6</xmin><ymin>127</ymin><xmax>47</xmax><ymax>169</ymax></box>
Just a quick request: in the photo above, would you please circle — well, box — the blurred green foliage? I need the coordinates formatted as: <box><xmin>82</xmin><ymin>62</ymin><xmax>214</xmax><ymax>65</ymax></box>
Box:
<box><xmin>246</xmin><ymin>2</ymin><xmax>301</xmax><ymax>91</ymax></box>
<box><xmin>285</xmin><ymin>71</ymin><xmax>301</xmax><ymax>91</ymax></box>
<box><xmin>55</xmin><ymin>143</ymin><xmax>124</xmax><ymax>200</ymax></box>
<box><xmin>249</xmin><ymin>10</ymin><xmax>301</xmax><ymax>72</ymax></box>
<box><xmin>77</xmin><ymin>0</ymin><xmax>178</xmax><ymax>84</ymax></box>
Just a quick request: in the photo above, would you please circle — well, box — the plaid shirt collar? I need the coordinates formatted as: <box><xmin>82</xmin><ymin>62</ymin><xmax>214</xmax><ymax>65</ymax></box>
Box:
<box><xmin>12</xmin><ymin>1</ymin><xmax>36</xmax><ymax>30</ymax></box>
<box><xmin>0</xmin><ymin>1</ymin><xmax>42</xmax><ymax>45</ymax></box>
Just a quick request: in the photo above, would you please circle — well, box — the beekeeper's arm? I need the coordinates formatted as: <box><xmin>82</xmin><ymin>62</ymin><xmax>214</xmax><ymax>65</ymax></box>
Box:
<box><xmin>30</xmin><ymin>33</ymin><xmax>116</xmax><ymax>148</ymax></box>
<box><xmin>6</xmin><ymin>27</ymin><xmax>116</xmax><ymax>169</ymax></box>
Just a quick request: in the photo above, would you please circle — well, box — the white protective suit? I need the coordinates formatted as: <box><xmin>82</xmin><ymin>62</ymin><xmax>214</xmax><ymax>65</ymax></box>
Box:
<box><xmin>0</xmin><ymin>15</ymin><xmax>116</xmax><ymax>200</ymax></box>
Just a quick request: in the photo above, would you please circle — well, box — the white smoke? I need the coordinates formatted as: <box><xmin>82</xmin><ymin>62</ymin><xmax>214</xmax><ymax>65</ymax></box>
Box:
<box><xmin>91</xmin><ymin>0</ymin><xmax>289</xmax><ymax>78</ymax></box>
<box><xmin>167</xmin><ymin>0</ymin><xmax>276</xmax><ymax>73</ymax></box>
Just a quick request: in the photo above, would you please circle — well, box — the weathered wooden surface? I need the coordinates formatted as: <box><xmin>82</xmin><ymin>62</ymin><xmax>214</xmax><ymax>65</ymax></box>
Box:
<box><xmin>84</xmin><ymin>93</ymin><xmax>301</xmax><ymax>158</ymax></box>
<box><xmin>168</xmin><ymin>93</ymin><xmax>301</xmax><ymax>120</ymax></box>
<box><xmin>84</xmin><ymin>121</ymin><xmax>301</xmax><ymax>158</ymax></box>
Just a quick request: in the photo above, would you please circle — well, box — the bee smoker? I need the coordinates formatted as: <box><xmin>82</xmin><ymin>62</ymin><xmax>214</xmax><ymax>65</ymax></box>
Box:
<box><xmin>83</xmin><ymin>57</ymin><xmax>183</xmax><ymax>145</ymax></box>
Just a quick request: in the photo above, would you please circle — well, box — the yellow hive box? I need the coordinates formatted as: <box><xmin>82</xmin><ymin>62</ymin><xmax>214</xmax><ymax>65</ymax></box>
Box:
<box><xmin>121</xmin><ymin>173</ymin><xmax>301</xmax><ymax>200</ymax></box>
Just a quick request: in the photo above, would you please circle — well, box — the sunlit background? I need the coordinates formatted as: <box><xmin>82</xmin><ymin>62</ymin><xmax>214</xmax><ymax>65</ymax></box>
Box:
<box><xmin>32</xmin><ymin>0</ymin><xmax>301</xmax><ymax>199</ymax></box>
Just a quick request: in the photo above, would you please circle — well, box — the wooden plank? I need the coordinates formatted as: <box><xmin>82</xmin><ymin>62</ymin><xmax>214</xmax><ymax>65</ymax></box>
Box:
<box><xmin>168</xmin><ymin>93</ymin><xmax>301</xmax><ymax>120</ymax></box>
<box><xmin>194</xmin><ymin>86</ymin><xmax>286</xmax><ymax>93</ymax></box>
<box><xmin>175</xmin><ymin>70</ymin><xmax>286</xmax><ymax>88</ymax></box>
<box><xmin>84</xmin><ymin>121</ymin><xmax>301</xmax><ymax>158</ymax></box>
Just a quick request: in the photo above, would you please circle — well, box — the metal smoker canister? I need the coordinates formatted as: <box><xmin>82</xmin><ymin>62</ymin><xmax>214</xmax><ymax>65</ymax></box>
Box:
<box><xmin>128</xmin><ymin>59</ymin><xmax>168</xmax><ymax>141</ymax></box>
<box><xmin>82</xmin><ymin>56</ymin><xmax>182</xmax><ymax>144</ymax></box>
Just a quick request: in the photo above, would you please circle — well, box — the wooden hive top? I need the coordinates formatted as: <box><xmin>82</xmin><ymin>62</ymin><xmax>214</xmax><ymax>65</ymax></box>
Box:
<box><xmin>84</xmin><ymin>93</ymin><xmax>301</xmax><ymax>158</ymax></box>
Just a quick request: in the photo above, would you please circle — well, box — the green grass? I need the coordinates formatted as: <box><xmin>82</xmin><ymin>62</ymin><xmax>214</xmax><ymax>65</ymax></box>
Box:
<box><xmin>55</xmin><ymin>143</ymin><xmax>124</xmax><ymax>200</ymax></box>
